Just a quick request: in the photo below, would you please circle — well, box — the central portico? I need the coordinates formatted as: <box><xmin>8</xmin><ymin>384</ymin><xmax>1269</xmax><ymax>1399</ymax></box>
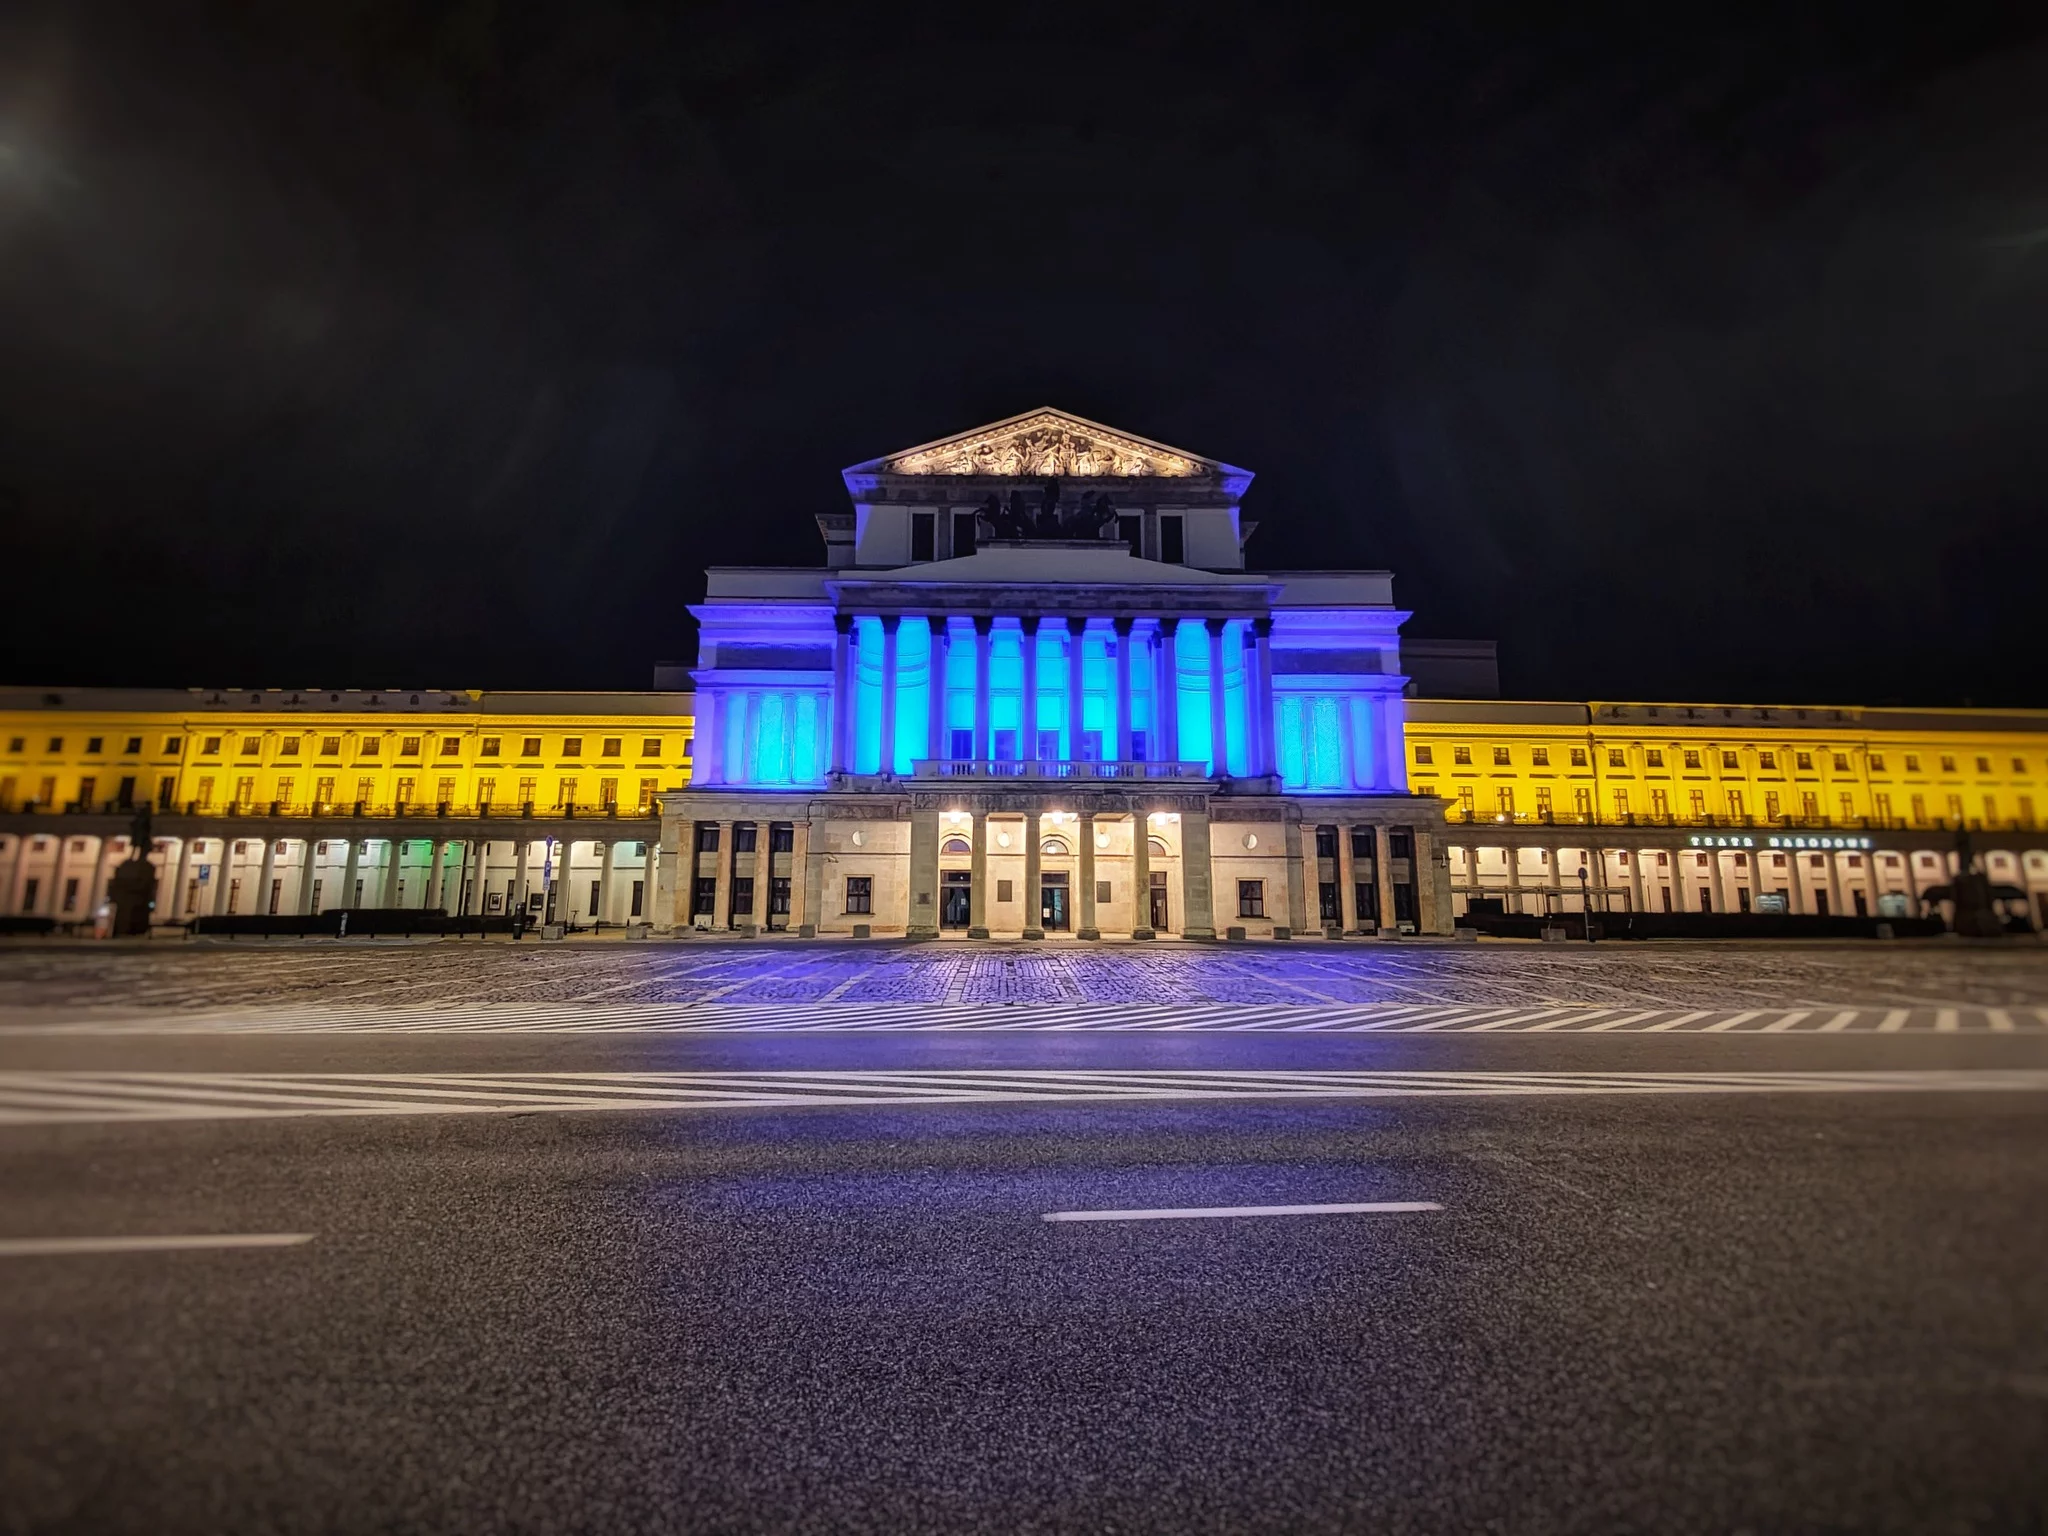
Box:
<box><xmin>661</xmin><ymin>409</ymin><xmax>1452</xmax><ymax>940</ymax></box>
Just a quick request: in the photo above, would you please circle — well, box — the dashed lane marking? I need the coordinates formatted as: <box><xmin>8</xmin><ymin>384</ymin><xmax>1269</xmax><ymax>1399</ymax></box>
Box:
<box><xmin>1043</xmin><ymin>1201</ymin><xmax>1444</xmax><ymax>1223</ymax></box>
<box><xmin>0</xmin><ymin>1069</ymin><xmax>2044</xmax><ymax>1126</ymax></box>
<box><xmin>0</xmin><ymin>1233</ymin><xmax>316</xmax><ymax>1257</ymax></box>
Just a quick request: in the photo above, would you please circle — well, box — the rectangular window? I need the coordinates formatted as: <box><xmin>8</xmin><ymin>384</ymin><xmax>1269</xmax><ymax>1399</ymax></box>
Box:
<box><xmin>769</xmin><ymin>877</ymin><xmax>791</xmax><ymax>915</ymax></box>
<box><xmin>1159</xmin><ymin>514</ymin><xmax>1185</xmax><ymax>564</ymax></box>
<box><xmin>1905</xmin><ymin>754</ymin><xmax>1921</xmax><ymax>772</ymax></box>
<box><xmin>77</xmin><ymin>775</ymin><xmax>98</xmax><ymax>807</ymax></box>
<box><xmin>1608</xmin><ymin>748</ymin><xmax>1625</xmax><ymax>767</ymax></box>
<box><xmin>1873</xmin><ymin>792</ymin><xmax>1891</xmax><ymax>822</ymax></box>
<box><xmin>1649</xmin><ymin>788</ymin><xmax>1670</xmax><ymax>817</ymax></box>
<box><xmin>517</xmin><ymin>777</ymin><xmax>536</xmax><ymax>807</ymax></box>
<box><xmin>356</xmin><ymin>777</ymin><xmax>376</xmax><ymax>806</ymax></box>
<box><xmin>401</xmin><ymin>736</ymin><xmax>422</xmax><ymax>757</ymax></box>
<box><xmin>1759</xmin><ymin>750</ymin><xmax>1776</xmax><ymax>770</ymax></box>
<box><xmin>395</xmin><ymin>777</ymin><xmax>416</xmax><ymax>806</ymax></box>
<box><xmin>1646</xmin><ymin>750</ymin><xmax>1664</xmax><ymax>768</ymax></box>
<box><xmin>599</xmin><ymin>778</ymin><xmax>618</xmax><ymax>808</ymax></box>
<box><xmin>1801</xmin><ymin>792</ymin><xmax>1819</xmax><ymax>819</ymax></box>
<box><xmin>1840</xmin><ymin>792</ymin><xmax>1856</xmax><ymax>822</ymax></box>
<box><xmin>1721</xmin><ymin>751</ymin><xmax>1739</xmax><ymax>770</ymax></box>
<box><xmin>1458</xmin><ymin>787</ymin><xmax>1476</xmax><ymax>819</ymax></box>
<box><xmin>1130</xmin><ymin>729</ymin><xmax>1148</xmax><ymax>761</ymax></box>
<box><xmin>85</xmin><ymin>736</ymin><xmax>104</xmax><ymax>754</ymax></box>
<box><xmin>361</xmin><ymin>738</ymin><xmax>380</xmax><ymax>758</ymax></box>
<box><xmin>437</xmin><ymin>777</ymin><xmax>456</xmax><ymax>806</ymax></box>
<box><xmin>1835</xmin><ymin>754</ymin><xmax>1851</xmax><ymax>772</ymax></box>
<box><xmin>1726</xmin><ymin>790</ymin><xmax>1744</xmax><ymax>819</ymax></box>
<box><xmin>1414</xmin><ymin>745</ymin><xmax>1434</xmax><ymax>764</ymax></box>
<box><xmin>1495</xmin><ymin>787</ymin><xmax>1514</xmax><ymax>817</ymax></box>
<box><xmin>770</xmin><ymin>823</ymin><xmax>795</xmax><ymax>853</ymax></box>
<box><xmin>276</xmin><ymin>736</ymin><xmax>299</xmax><ymax>757</ymax></box>
<box><xmin>1314</xmin><ymin>826</ymin><xmax>1338</xmax><ymax>858</ymax></box>
<box><xmin>1976</xmin><ymin>756</ymin><xmax>1991</xmax><ymax>774</ymax></box>
<box><xmin>1530</xmin><ymin>747</ymin><xmax>1549</xmax><ymax>767</ymax></box>
<box><xmin>1795</xmin><ymin>752</ymin><xmax>1813</xmax><ymax>771</ymax></box>
<box><xmin>321</xmin><ymin>737</ymin><xmax>340</xmax><ymax>756</ymax></box>
<box><xmin>602</xmin><ymin>738</ymin><xmax>622</xmax><ymax>758</ymax></box>
<box><xmin>1569</xmin><ymin>747</ymin><xmax>1588</xmax><ymax>767</ymax></box>
<box><xmin>910</xmin><ymin>510</ymin><xmax>936</xmax><ymax>562</ymax></box>
<box><xmin>1573</xmin><ymin>787</ymin><xmax>1592</xmax><ymax>818</ymax></box>
<box><xmin>730</xmin><ymin>877</ymin><xmax>755</xmax><ymax>916</ymax></box>
<box><xmin>1765</xmin><ymin>791</ymin><xmax>1781</xmax><ymax>820</ymax></box>
<box><xmin>692</xmin><ymin>878</ymin><xmax>717</xmax><ymax>917</ymax></box>
<box><xmin>481</xmin><ymin>737</ymin><xmax>501</xmax><ymax>757</ymax></box>
<box><xmin>1318</xmin><ymin>881</ymin><xmax>1339</xmax><ymax>922</ymax></box>
<box><xmin>642</xmin><ymin>738</ymin><xmax>661</xmax><ymax>758</ymax></box>
<box><xmin>845</xmin><ymin>876</ymin><xmax>873</xmax><ymax>915</ymax></box>
<box><xmin>1237</xmin><ymin>880</ymin><xmax>1265</xmax><ymax>918</ymax></box>
<box><xmin>522</xmin><ymin>737</ymin><xmax>541</xmax><ymax>758</ymax></box>
<box><xmin>1687</xmin><ymin>789</ymin><xmax>1705</xmax><ymax>818</ymax></box>
<box><xmin>441</xmin><ymin>737</ymin><xmax>461</xmax><ymax>756</ymax></box>
<box><xmin>556</xmin><ymin>777</ymin><xmax>577</xmax><ymax>807</ymax></box>
<box><xmin>197</xmin><ymin>776</ymin><xmax>215</xmax><ymax>809</ymax></box>
<box><xmin>1118</xmin><ymin>513</ymin><xmax>1142</xmax><ymax>555</ymax></box>
<box><xmin>2020</xmin><ymin>795</ymin><xmax>2036</xmax><ymax>828</ymax></box>
<box><xmin>638</xmin><ymin>778</ymin><xmax>659</xmax><ymax>809</ymax></box>
<box><xmin>563</xmin><ymin>737</ymin><xmax>583</xmax><ymax>758</ymax></box>
<box><xmin>1947</xmin><ymin>794</ymin><xmax>1964</xmax><ymax>822</ymax></box>
<box><xmin>1492</xmin><ymin>747</ymin><xmax>1511</xmax><ymax>766</ymax></box>
<box><xmin>1984</xmin><ymin>794</ymin><xmax>1999</xmax><ymax>822</ymax></box>
<box><xmin>274</xmin><ymin>777</ymin><xmax>293</xmax><ymax>808</ymax></box>
<box><xmin>1535</xmin><ymin>787</ymin><xmax>1552</xmax><ymax>818</ymax></box>
<box><xmin>240</xmin><ymin>737</ymin><xmax>259</xmax><ymax>756</ymax></box>
<box><xmin>2013</xmin><ymin>757</ymin><xmax>2027</xmax><ymax>774</ymax></box>
<box><xmin>950</xmin><ymin>728</ymin><xmax>974</xmax><ymax>760</ymax></box>
<box><xmin>734</xmin><ymin>823</ymin><xmax>758</xmax><ymax>852</ymax></box>
<box><xmin>315</xmin><ymin>776</ymin><xmax>336</xmax><ymax>808</ymax></box>
<box><xmin>1910</xmin><ymin>793</ymin><xmax>1925</xmax><ymax>824</ymax></box>
<box><xmin>1684</xmin><ymin>751</ymin><xmax>1701</xmax><ymax>770</ymax></box>
<box><xmin>697</xmin><ymin>825</ymin><xmax>722</xmax><ymax>854</ymax></box>
<box><xmin>5</xmin><ymin>738</ymin><xmax>19</xmax><ymax>752</ymax></box>
<box><xmin>202</xmin><ymin>737</ymin><xmax>221</xmax><ymax>756</ymax></box>
<box><xmin>1940</xmin><ymin>755</ymin><xmax>1955</xmax><ymax>773</ymax></box>
<box><xmin>1453</xmin><ymin>746</ymin><xmax>1472</xmax><ymax>765</ymax></box>
<box><xmin>476</xmin><ymin>777</ymin><xmax>496</xmax><ymax>808</ymax></box>
<box><xmin>952</xmin><ymin>509</ymin><xmax>978</xmax><ymax>558</ymax></box>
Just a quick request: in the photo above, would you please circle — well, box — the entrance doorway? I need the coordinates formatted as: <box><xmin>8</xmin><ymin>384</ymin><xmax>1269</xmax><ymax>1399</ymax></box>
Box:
<box><xmin>941</xmin><ymin>871</ymin><xmax>972</xmax><ymax>929</ymax></box>
<box><xmin>1041</xmin><ymin>872</ymin><xmax>1069</xmax><ymax>932</ymax></box>
<box><xmin>1149</xmin><ymin>871</ymin><xmax>1169</xmax><ymax>931</ymax></box>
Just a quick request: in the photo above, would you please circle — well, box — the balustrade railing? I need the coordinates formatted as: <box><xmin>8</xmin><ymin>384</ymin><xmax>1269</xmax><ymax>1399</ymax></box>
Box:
<box><xmin>910</xmin><ymin>759</ymin><xmax>1212</xmax><ymax>781</ymax></box>
<box><xmin>0</xmin><ymin>798</ymin><xmax>660</xmax><ymax>821</ymax></box>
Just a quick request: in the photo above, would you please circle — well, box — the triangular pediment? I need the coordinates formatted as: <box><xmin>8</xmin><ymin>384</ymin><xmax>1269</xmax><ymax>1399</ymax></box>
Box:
<box><xmin>849</xmin><ymin>408</ymin><xmax>1236</xmax><ymax>481</ymax></box>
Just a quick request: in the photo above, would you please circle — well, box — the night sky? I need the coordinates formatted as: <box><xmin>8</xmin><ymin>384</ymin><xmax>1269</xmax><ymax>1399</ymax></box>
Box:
<box><xmin>3</xmin><ymin>5</ymin><xmax>2045</xmax><ymax>705</ymax></box>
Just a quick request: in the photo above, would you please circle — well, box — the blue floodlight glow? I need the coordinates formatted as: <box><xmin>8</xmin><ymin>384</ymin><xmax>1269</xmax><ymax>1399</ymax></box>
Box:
<box><xmin>1221</xmin><ymin>621</ymin><xmax>1248</xmax><ymax>777</ymax></box>
<box><xmin>853</xmin><ymin>616</ymin><xmax>883</xmax><ymax>774</ymax></box>
<box><xmin>1174</xmin><ymin>621</ymin><xmax>1213</xmax><ymax>772</ymax></box>
<box><xmin>893</xmin><ymin>617</ymin><xmax>930</xmax><ymax>775</ymax></box>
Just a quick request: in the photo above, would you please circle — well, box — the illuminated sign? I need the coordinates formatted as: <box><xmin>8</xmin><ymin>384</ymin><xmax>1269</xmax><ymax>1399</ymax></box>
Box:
<box><xmin>1763</xmin><ymin>834</ymin><xmax>1871</xmax><ymax>851</ymax></box>
<box><xmin>1685</xmin><ymin>834</ymin><xmax>1755</xmax><ymax>848</ymax></box>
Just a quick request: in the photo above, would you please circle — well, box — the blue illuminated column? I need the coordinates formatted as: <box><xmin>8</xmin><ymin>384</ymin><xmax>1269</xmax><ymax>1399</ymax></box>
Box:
<box><xmin>972</xmin><ymin>617</ymin><xmax>993</xmax><ymax>761</ymax></box>
<box><xmin>1252</xmin><ymin>618</ymin><xmax>1276</xmax><ymax>776</ymax></box>
<box><xmin>1113</xmin><ymin>618</ymin><xmax>1134</xmax><ymax>760</ymax></box>
<box><xmin>1065</xmin><ymin>616</ymin><xmax>1086</xmax><ymax>761</ymax></box>
<box><xmin>1155</xmin><ymin>618</ymin><xmax>1179</xmax><ymax>763</ymax></box>
<box><xmin>697</xmin><ymin>692</ymin><xmax>723</xmax><ymax>785</ymax></box>
<box><xmin>1020</xmin><ymin>616</ymin><xmax>1040</xmax><ymax>766</ymax></box>
<box><xmin>879</xmin><ymin>616</ymin><xmax>899</xmax><ymax>776</ymax></box>
<box><xmin>926</xmin><ymin>616</ymin><xmax>949</xmax><ymax>759</ymax></box>
<box><xmin>830</xmin><ymin>615</ymin><xmax>854</xmax><ymax>775</ymax></box>
<box><xmin>1205</xmin><ymin>618</ymin><xmax>1228</xmax><ymax>777</ymax></box>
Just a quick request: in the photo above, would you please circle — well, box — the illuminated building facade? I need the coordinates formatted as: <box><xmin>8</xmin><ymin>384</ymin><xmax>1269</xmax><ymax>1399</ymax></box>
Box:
<box><xmin>2</xmin><ymin>408</ymin><xmax>2045</xmax><ymax>935</ymax></box>
<box><xmin>674</xmin><ymin>410</ymin><xmax>1442</xmax><ymax>939</ymax></box>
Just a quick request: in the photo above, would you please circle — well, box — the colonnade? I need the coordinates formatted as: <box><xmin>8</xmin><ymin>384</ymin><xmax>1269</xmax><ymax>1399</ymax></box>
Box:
<box><xmin>825</xmin><ymin>612</ymin><xmax>1279</xmax><ymax>779</ymax></box>
<box><xmin>0</xmin><ymin>829</ymin><xmax>663</xmax><ymax>929</ymax></box>
<box><xmin>1447</xmin><ymin>839</ymin><xmax>2048</xmax><ymax>924</ymax></box>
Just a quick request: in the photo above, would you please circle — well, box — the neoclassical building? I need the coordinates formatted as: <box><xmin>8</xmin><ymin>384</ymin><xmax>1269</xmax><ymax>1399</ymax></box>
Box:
<box><xmin>672</xmin><ymin>409</ymin><xmax>1439</xmax><ymax>940</ymax></box>
<box><xmin>3</xmin><ymin>409</ymin><xmax>2046</xmax><ymax>936</ymax></box>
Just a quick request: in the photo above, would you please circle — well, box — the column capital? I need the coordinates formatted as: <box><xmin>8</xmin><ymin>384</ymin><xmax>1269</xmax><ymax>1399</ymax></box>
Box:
<box><xmin>1020</xmin><ymin>614</ymin><xmax>1040</xmax><ymax>635</ymax></box>
<box><xmin>1253</xmin><ymin>616</ymin><xmax>1274</xmax><ymax>638</ymax></box>
<box><xmin>1205</xmin><ymin>615</ymin><xmax>1228</xmax><ymax>635</ymax></box>
<box><xmin>880</xmin><ymin>614</ymin><xmax>900</xmax><ymax>634</ymax></box>
<box><xmin>973</xmin><ymin>615</ymin><xmax>993</xmax><ymax>636</ymax></box>
<box><xmin>927</xmin><ymin>614</ymin><xmax>949</xmax><ymax>634</ymax></box>
<box><xmin>834</xmin><ymin>613</ymin><xmax>855</xmax><ymax>635</ymax></box>
<box><xmin>1158</xmin><ymin>615</ymin><xmax>1180</xmax><ymax>636</ymax></box>
<box><xmin>1113</xmin><ymin>616</ymin><xmax>1134</xmax><ymax>636</ymax></box>
<box><xmin>1066</xmin><ymin>615</ymin><xmax>1088</xmax><ymax>636</ymax></box>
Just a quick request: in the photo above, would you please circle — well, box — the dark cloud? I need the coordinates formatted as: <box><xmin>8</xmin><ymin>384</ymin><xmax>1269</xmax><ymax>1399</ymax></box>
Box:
<box><xmin>1</xmin><ymin>3</ymin><xmax>2044</xmax><ymax>703</ymax></box>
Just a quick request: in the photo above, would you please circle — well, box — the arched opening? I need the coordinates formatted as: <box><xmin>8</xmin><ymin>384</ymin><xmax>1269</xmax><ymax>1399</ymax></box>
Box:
<box><xmin>941</xmin><ymin>837</ymin><xmax>971</xmax><ymax>856</ymax></box>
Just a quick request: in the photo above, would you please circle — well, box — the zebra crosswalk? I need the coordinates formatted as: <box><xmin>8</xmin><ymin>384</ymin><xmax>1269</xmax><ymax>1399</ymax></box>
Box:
<box><xmin>4</xmin><ymin>1000</ymin><xmax>2046</xmax><ymax>1035</ymax></box>
<box><xmin>1</xmin><ymin>1067</ymin><xmax>2044</xmax><ymax>1125</ymax></box>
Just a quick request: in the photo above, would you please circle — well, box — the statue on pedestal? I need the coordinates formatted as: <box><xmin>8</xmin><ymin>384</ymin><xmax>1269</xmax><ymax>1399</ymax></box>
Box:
<box><xmin>105</xmin><ymin>801</ymin><xmax>160</xmax><ymax>936</ymax></box>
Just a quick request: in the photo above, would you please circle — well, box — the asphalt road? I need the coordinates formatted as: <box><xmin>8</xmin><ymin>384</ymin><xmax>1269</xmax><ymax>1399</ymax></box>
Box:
<box><xmin>3</xmin><ymin>942</ymin><xmax>2046</xmax><ymax>1533</ymax></box>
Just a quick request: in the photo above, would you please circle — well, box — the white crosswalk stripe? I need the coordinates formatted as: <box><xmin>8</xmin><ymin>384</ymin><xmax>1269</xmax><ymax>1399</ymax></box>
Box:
<box><xmin>0</xmin><ymin>1068</ymin><xmax>2044</xmax><ymax>1125</ymax></box>
<box><xmin>1</xmin><ymin>1001</ymin><xmax>2043</xmax><ymax>1036</ymax></box>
